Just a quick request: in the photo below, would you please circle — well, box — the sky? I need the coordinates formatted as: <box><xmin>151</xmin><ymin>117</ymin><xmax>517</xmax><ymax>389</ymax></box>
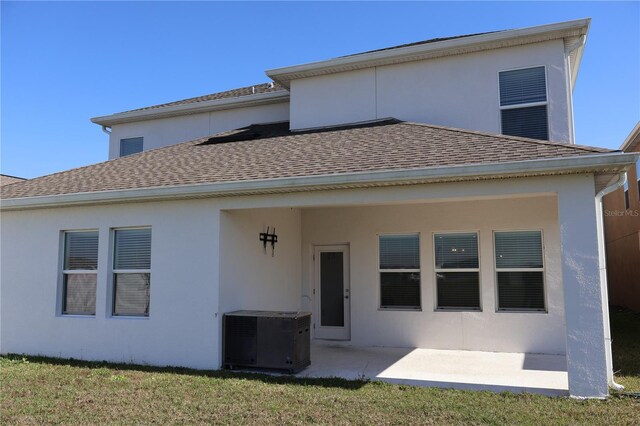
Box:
<box><xmin>1</xmin><ymin>1</ymin><xmax>639</xmax><ymax>179</ymax></box>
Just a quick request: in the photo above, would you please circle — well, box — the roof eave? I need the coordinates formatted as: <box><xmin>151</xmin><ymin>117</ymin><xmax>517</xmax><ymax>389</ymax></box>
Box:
<box><xmin>91</xmin><ymin>91</ymin><xmax>290</xmax><ymax>127</ymax></box>
<box><xmin>266</xmin><ymin>18</ymin><xmax>591</xmax><ymax>88</ymax></box>
<box><xmin>1</xmin><ymin>152</ymin><xmax>636</xmax><ymax>211</ymax></box>
<box><xmin>620</xmin><ymin>122</ymin><xmax>640</xmax><ymax>152</ymax></box>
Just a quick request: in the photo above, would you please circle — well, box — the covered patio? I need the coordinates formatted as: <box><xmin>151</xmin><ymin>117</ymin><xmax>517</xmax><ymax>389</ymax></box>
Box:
<box><xmin>298</xmin><ymin>342</ymin><xmax>568</xmax><ymax>396</ymax></box>
<box><xmin>216</xmin><ymin>173</ymin><xmax>612</xmax><ymax>397</ymax></box>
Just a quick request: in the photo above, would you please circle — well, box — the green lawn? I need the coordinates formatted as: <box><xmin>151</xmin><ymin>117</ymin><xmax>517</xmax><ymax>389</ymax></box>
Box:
<box><xmin>2</xmin><ymin>309</ymin><xmax>638</xmax><ymax>425</ymax></box>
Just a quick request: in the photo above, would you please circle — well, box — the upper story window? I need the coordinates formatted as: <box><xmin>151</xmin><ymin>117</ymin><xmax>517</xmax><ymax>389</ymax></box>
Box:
<box><xmin>61</xmin><ymin>231</ymin><xmax>98</xmax><ymax>315</ymax></box>
<box><xmin>120</xmin><ymin>137</ymin><xmax>143</xmax><ymax>157</ymax></box>
<box><xmin>499</xmin><ymin>66</ymin><xmax>549</xmax><ymax>141</ymax></box>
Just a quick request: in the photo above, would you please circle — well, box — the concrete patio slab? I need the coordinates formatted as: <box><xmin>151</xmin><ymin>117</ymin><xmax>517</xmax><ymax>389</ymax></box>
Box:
<box><xmin>294</xmin><ymin>342</ymin><xmax>569</xmax><ymax>396</ymax></box>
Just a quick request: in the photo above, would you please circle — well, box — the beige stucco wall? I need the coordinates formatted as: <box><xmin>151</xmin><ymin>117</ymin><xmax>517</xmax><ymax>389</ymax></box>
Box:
<box><xmin>290</xmin><ymin>39</ymin><xmax>571</xmax><ymax>143</ymax></box>
<box><xmin>301</xmin><ymin>196</ymin><xmax>566</xmax><ymax>354</ymax></box>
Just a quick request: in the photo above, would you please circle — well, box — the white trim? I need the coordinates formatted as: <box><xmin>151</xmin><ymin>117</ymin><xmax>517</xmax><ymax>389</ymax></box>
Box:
<box><xmin>110</xmin><ymin>227</ymin><xmax>152</xmax><ymax>318</ymax></box>
<box><xmin>378</xmin><ymin>232</ymin><xmax>422</xmax><ymax>311</ymax></box>
<box><xmin>59</xmin><ymin>230</ymin><xmax>99</xmax><ymax>317</ymax></box>
<box><xmin>2</xmin><ymin>152</ymin><xmax>638</xmax><ymax>211</ymax></box>
<box><xmin>266</xmin><ymin>19</ymin><xmax>590</xmax><ymax>88</ymax></box>
<box><xmin>313</xmin><ymin>244</ymin><xmax>351</xmax><ymax>340</ymax></box>
<box><xmin>493</xmin><ymin>229</ymin><xmax>547</xmax><ymax>313</ymax></box>
<box><xmin>500</xmin><ymin>101</ymin><xmax>548</xmax><ymax>110</ymax></box>
<box><xmin>91</xmin><ymin>91</ymin><xmax>290</xmax><ymax>126</ymax></box>
<box><xmin>433</xmin><ymin>231</ymin><xmax>482</xmax><ymax>311</ymax></box>
<box><xmin>620</xmin><ymin>121</ymin><xmax>640</xmax><ymax>151</ymax></box>
<box><xmin>498</xmin><ymin>65</ymin><xmax>550</xmax><ymax>140</ymax></box>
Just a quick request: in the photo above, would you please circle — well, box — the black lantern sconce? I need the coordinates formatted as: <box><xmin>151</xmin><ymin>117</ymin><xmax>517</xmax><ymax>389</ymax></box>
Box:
<box><xmin>259</xmin><ymin>226</ymin><xmax>278</xmax><ymax>256</ymax></box>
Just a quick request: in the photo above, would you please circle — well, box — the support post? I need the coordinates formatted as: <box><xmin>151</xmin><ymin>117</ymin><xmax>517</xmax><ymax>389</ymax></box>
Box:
<box><xmin>558</xmin><ymin>175</ymin><xmax>609</xmax><ymax>398</ymax></box>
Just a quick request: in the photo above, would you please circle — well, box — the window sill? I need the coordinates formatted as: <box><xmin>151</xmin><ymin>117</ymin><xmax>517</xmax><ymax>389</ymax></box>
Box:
<box><xmin>378</xmin><ymin>307</ymin><xmax>422</xmax><ymax>312</ymax></box>
<box><xmin>58</xmin><ymin>314</ymin><xmax>96</xmax><ymax>318</ymax></box>
<box><xmin>496</xmin><ymin>309</ymin><xmax>547</xmax><ymax>314</ymax></box>
<box><xmin>435</xmin><ymin>308</ymin><xmax>482</xmax><ymax>313</ymax></box>
<box><xmin>109</xmin><ymin>315</ymin><xmax>150</xmax><ymax>320</ymax></box>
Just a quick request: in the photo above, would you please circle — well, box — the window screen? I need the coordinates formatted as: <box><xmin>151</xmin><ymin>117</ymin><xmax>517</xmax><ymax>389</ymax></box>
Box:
<box><xmin>379</xmin><ymin>234</ymin><xmax>420</xmax><ymax>309</ymax></box>
<box><xmin>494</xmin><ymin>231</ymin><xmax>545</xmax><ymax>311</ymax></box>
<box><xmin>499</xmin><ymin>66</ymin><xmax>549</xmax><ymax>141</ymax></box>
<box><xmin>499</xmin><ymin>66</ymin><xmax>547</xmax><ymax>106</ymax></box>
<box><xmin>62</xmin><ymin>231</ymin><xmax>98</xmax><ymax>315</ymax></box>
<box><xmin>120</xmin><ymin>137</ymin><xmax>143</xmax><ymax>157</ymax></box>
<box><xmin>434</xmin><ymin>233</ymin><xmax>480</xmax><ymax>310</ymax></box>
<box><xmin>501</xmin><ymin>106</ymin><xmax>549</xmax><ymax>141</ymax></box>
<box><xmin>113</xmin><ymin>228</ymin><xmax>151</xmax><ymax>316</ymax></box>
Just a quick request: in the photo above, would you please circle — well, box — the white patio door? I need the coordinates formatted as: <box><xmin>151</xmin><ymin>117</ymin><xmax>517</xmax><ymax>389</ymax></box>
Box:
<box><xmin>314</xmin><ymin>245</ymin><xmax>350</xmax><ymax>340</ymax></box>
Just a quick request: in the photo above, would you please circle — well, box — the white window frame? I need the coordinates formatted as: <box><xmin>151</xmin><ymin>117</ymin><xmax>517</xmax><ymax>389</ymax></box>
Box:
<box><xmin>59</xmin><ymin>230</ymin><xmax>98</xmax><ymax>317</ymax></box>
<box><xmin>432</xmin><ymin>231</ymin><xmax>481</xmax><ymax>312</ymax></box>
<box><xmin>377</xmin><ymin>232</ymin><xmax>421</xmax><ymax>311</ymax></box>
<box><xmin>110</xmin><ymin>226</ymin><xmax>152</xmax><ymax>318</ymax></box>
<box><xmin>493</xmin><ymin>229</ymin><xmax>547</xmax><ymax>313</ymax></box>
<box><xmin>119</xmin><ymin>137</ymin><xmax>144</xmax><ymax>157</ymax></box>
<box><xmin>497</xmin><ymin>65</ymin><xmax>550</xmax><ymax>140</ymax></box>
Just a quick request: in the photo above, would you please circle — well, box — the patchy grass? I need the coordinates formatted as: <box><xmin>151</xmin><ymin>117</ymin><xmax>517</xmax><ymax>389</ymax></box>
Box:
<box><xmin>1</xmin><ymin>309</ymin><xmax>638</xmax><ymax>425</ymax></box>
<box><xmin>610</xmin><ymin>306</ymin><xmax>640</xmax><ymax>392</ymax></box>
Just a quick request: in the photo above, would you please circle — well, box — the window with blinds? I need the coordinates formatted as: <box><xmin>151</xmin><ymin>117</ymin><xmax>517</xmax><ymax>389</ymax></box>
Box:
<box><xmin>120</xmin><ymin>137</ymin><xmax>143</xmax><ymax>157</ymax></box>
<box><xmin>434</xmin><ymin>232</ymin><xmax>480</xmax><ymax>310</ymax></box>
<box><xmin>379</xmin><ymin>234</ymin><xmax>420</xmax><ymax>309</ymax></box>
<box><xmin>494</xmin><ymin>231</ymin><xmax>545</xmax><ymax>311</ymax></box>
<box><xmin>499</xmin><ymin>66</ymin><xmax>549</xmax><ymax>141</ymax></box>
<box><xmin>62</xmin><ymin>231</ymin><xmax>98</xmax><ymax>315</ymax></box>
<box><xmin>113</xmin><ymin>228</ymin><xmax>152</xmax><ymax>316</ymax></box>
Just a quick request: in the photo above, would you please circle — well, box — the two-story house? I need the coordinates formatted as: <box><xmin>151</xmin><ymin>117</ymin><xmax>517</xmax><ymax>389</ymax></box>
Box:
<box><xmin>2</xmin><ymin>19</ymin><xmax>638</xmax><ymax>398</ymax></box>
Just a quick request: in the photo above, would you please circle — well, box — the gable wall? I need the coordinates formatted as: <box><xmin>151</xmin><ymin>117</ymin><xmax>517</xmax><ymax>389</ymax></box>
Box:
<box><xmin>289</xmin><ymin>39</ymin><xmax>571</xmax><ymax>143</ymax></box>
<box><xmin>107</xmin><ymin>101</ymin><xmax>290</xmax><ymax>159</ymax></box>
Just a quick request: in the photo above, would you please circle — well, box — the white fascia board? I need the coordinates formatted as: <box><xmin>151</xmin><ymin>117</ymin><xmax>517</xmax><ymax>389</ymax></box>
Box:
<box><xmin>266</xmin><ymin>18</ymin><xmax>591</xmax><ymax>88</ymax></box>
<box><xmin>90</xmin><ymin>91</ymin><xmax>290</xmax><ymax>126</ymax></box>
<box><xmin>620</xmin><ymin>121</ymin><xmax>640</xmax><ymax>151</ymax></box>
<box><xmin>2</xmin><ymin>152</ymin><xmax>637</xmax><ymax>211</ymax></box>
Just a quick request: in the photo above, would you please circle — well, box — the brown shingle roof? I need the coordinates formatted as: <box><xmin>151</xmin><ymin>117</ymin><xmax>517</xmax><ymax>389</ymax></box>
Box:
<box><xmin>0</xmin><ymin>174</ymin><xmax>26</xmax><ymax>187</ymax></box>
<box><xmin>1</xmin><ymin>120</ymin><xmax>612</xmax><ymax>200</ymax></box>
<box><xmin>122</xmin><ymin>82</ymin><xmax>287</xmax><ymax>113</ymax></box>
<box><xmin>341</xmin><ymin>31</ymin><xmax>500</xmax><ymax>58</ymax></box>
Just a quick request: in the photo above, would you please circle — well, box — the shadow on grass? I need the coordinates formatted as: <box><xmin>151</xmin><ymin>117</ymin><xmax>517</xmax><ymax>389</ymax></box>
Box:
<box><xmin>610</xmin><ymin>306</ymin><xmax>640</xmax><ymax>378</ymax></box>
<box><xmin>1</xmin><ymin>353</ymin><xmax>369</xmax><ymax>390</ymax></box>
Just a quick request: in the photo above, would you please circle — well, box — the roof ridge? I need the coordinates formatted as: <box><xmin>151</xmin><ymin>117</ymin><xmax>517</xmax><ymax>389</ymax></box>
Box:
<box><xmin>400</xmin><ymin>121</ymin><xmax>612</xmax><ymax>153</ymax></box>
<box><xmin>119</xmin><ymin>82</ymin><xmax>288</xmax><ymax>114</ymax></box>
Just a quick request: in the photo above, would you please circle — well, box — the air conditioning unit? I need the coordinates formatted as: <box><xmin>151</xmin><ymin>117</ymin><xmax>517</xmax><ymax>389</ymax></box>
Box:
<box><xmin>223</xmin><ymin>310</ymin><xmax>311</xmax><ymax>373</ymax></box>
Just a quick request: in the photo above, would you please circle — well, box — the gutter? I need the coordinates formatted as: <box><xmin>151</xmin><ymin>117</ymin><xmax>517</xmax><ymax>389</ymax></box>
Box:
<box><xmin>1</xmin><ymin>152</ymin><xmax>637</xmax><ymax>211</ymax></box>
<box><xmin>266</xmin><ymin>18</ymin><xmax>591</xmax><ymax>87</ymax></box>
<box><xmin>91</xmin><ymin>91</ymin><xmax>290</xmax><ymax>126</ymax></box>
<box><xmin>595</xmin><ymin>172</ymin><xmax>628</xmax><ymax>392</ymax></box>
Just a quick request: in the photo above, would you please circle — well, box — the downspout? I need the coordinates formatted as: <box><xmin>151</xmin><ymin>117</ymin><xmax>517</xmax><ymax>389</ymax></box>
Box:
<box><xmin>595</xmin><ymin>171</ymin><xmax>627</xmax><ymax>391</ymax></box>
<box><xmin>565</xmin><ymin>35</ymin><xmax>586</xmax><ymax>144</ymax></box>
<box><xmin>101</xmin><ymin>125</ymin><xmax>112</xmax><ymax>135</ymax></box>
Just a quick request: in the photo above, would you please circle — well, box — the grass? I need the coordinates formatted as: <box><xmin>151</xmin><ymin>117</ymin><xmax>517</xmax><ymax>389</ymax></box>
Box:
<box><xmin>1</xmin><ymin>309</ymin><xmax>638</xmax><ymax>425</ymax></box>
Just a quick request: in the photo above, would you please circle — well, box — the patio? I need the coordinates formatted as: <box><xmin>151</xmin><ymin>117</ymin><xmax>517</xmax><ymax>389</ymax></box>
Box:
<box><xmin>295</xmin><ymin>342</ymin><xmax>569</xmax><ymax>396</ymax></box>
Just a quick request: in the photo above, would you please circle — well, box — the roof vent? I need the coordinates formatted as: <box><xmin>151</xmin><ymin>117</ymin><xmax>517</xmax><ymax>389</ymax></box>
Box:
<box><xmin>251</xmin><ymin>86</ymin><xmax>256</xmax><ymax>94</ymax></box>
<box><xmin>268</xmin><ymin>82</ymin><xmax>275</xmax><ymax>89</ymax></box>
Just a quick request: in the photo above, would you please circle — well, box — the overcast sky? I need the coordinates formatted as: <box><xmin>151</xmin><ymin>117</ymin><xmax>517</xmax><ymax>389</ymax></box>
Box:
<box><xmin>2</xmin><ymin>1</ymin><xmax>639</xmax><ymax>179</ymax></box>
